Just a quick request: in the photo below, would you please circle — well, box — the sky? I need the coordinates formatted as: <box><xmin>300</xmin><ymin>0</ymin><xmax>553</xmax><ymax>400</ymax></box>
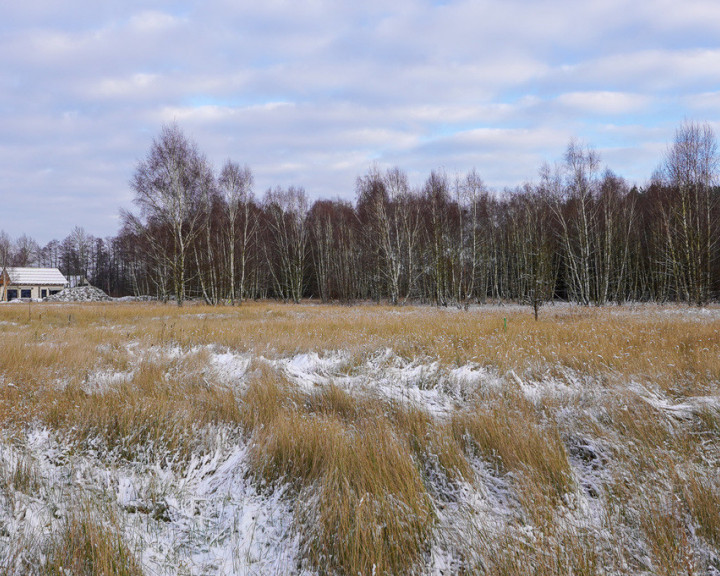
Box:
<box><xmin>2</xmin><ymin>0</ymin><xmax>720</xmax><ymax>244</ymax></box>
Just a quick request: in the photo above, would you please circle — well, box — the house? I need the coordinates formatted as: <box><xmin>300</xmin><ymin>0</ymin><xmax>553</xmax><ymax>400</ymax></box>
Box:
<box><xmin>0</xmin><ymin>267</ymin><xmax>67</xmax><ymax>301</ymax></box>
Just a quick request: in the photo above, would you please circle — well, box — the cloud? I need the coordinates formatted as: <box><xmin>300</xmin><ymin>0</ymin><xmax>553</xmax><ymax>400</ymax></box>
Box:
<box><xmin>1</xmin><ymin>1</ymin><xmax>720</xmax><ymax>243</ymax></box>
<box><xmin>555</xmin><ymin>49</ymin><xmax>720</xmax><ymax>93</ymax></box>
<box><xmin>129</xmin><ymin>10</ymin><xmax>183</xmax><ymax>32</ymax></box>
<box><xmin>90</xmin><ymin>73</ymin><xmax>160</xmax><ymax>99</ymax></box>
<box><xmin>555</xmin><ymin>91</ymin><xmax>650</xmax><ymax>115</ymax></box>
<box><xmin>685</xmin><ymin>91</ymin><xmax>720</xmax><ymax>112</ymax></box>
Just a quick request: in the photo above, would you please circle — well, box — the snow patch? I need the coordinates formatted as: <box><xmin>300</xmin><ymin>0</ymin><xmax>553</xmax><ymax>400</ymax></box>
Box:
<box><xmin>209</xmin><ymin>351</ymin><xmax>252</xmax><ymax>386</ymax></box>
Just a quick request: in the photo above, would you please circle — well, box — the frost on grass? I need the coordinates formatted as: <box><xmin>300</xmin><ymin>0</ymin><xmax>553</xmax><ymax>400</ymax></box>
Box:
<box><xmin>0</xmin><ymin>428</ymin><xmax>304</xmax><ymax>576</ymax></box>
<box><xmin>132</xmin><ymin>441</ymin><xmax>303</xmax><ymax>576</ymax></box>
<box><xmin>0</xmin><ymin>303</ymin><xmax>719</xmax><ymax>575</ymax></box>
<box><xmin>271</xmin><ymin>347</ymin><xmax>501</xmax><ymax>417</ymax></box>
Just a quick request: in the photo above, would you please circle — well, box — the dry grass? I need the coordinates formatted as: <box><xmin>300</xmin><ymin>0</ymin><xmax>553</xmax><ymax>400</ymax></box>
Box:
<box><xmin>640</xmin><ymin>498</ymin><xmax>696</xmax><ymax>576</ymax></box>
<box><xmin>481</xmin><ymin>527</ymin><xmax>601</xmax><ymax>576</ymax></box>
<box><xmin>3</xmin><ymin>301</ymin><xmax>719</xmax><ymax>386</ymax></box>
<box><xmin>306</xmin><ymin>385</ymin><xmax>471</xmax><ymax>483</ymax></box>
<box><xmin>1</xmin><ymin>301</ymin><xmax>719</xmax><ymax>574</ymax></box>
<box><xmin>0</xmin><ymin>313</ymin><xmax>242</xmax><ymax>463</ymax></box>
<box><xmin>680</xmin><ymin>470</ymin><xmax>720</xmax><ymax>549</ymax></box>
<box><xmin>43</xmin><ymin>504</ymin><xmax>142</xmax><ymax>576</ymax></box>
<box><xmin>0</xmin><ymin>453</ymin><xmax>41</xmax><ymax>497</ymax></box>
<box><xmin>452</xmin><ymin>391</ymin><xmax>574</xmax><ymax>505</ymax></box>
<box><xmin>31</xmin><ymin>352</ymin><xmax>240</xmax><ymax>466</ymax></box>
<box><xmin>241</xmin><ymin>368</ymin><xmax>434</xmax><ymax>575</ymax></box>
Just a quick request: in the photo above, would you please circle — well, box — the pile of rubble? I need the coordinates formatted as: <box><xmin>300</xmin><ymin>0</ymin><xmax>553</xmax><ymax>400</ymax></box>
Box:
<box><xmin>115</xmin><ymin>295</ymin><xmax>157</xmax><ymax>302</ymax></box>
<box><xmin>43</xmin><ymin>285</ymin><xmax>112</xmax><ymax>302</ymax></box>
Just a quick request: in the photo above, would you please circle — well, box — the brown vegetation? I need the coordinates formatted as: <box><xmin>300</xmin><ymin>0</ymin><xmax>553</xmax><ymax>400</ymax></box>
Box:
<box><xmin>0</xmin><ymin>301</ymin><xmax>718</xmax><ymax>574</ymax></box>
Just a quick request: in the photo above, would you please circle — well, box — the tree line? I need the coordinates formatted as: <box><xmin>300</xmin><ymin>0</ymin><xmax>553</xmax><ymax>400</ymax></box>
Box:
<box><xmin>2</xmin><ymin>121</ymin><xmax>718</xmax><ymax>309</ymax></box>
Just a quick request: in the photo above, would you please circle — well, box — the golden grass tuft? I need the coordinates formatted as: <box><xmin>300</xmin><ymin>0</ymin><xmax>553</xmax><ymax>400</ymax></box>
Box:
<box><xmin>41</xmin><ymin>357</ymin><xmax>241</xmax><ymax>464</ymax></box>
<box><xmin>238</xmin><ymin>362</ymin><xmax>299</xmax><ymax>431</ymax></box>
<box><xmin>305</xmin><ymin>382</ymin><xmax>359</xmax><ymax>421</ymax></box>
<box><xmin>680</xmin><ymin>470</ymin><xmax>720</xmax><ymax>549</ymax></box>
<box><xmin>0</xmin><ymin>453</ymin><xmax>42</xmax><ymax>497</ymax></box>
<box><xmin>240</xmin><ymin>371</ymin><xmax>438</xmax><ymax>575</ymax></box>
<box><xmin>640</xmin><ymin>499</ymin><xmax>696</xmax><ymax>576</ymax></box>
<box><xmin>482</xmin><ymin>527</ymin><xmax>601</xmax><ymax>576</ymax></box>
<box><xmin>251</xmin><ymin>410</ymin><xmax>433</xmax><ymax>576</ymax></box>
<box><xmin>452</xmin><ymin>392</ymin><xmax>574</xmax><ymax>503</ymax></box>
<box><xmin>44</xmin><ymin>504</ymin><xmax>142</xmax><ymax>576</ymax></box>
<box><xmin>388</xmin><ymin>400</ymin><xmax>471</xmax><ymax>483</ymax></box>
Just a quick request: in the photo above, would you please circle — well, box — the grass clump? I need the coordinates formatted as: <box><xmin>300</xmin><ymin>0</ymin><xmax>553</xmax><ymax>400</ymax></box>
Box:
<box><xmin>238</xmin><ymin>362</ymin><xmax>299</xmax><ymax>431</ymax></box>
<box><xmin>0</xmin><ymin>452</ymin><xmax>42</xmax><ymax>498</ymax></box>
<box><xmin>43</xmin><ymin>358</ymin><xmax>240</xmax><ymax>465</ymax></box>
<box><xmin>482</xmin><ymin>527</ymin><xmax>601</xmax><ymax>576</ymax></box>
<box><xmin>241</xmin><ymin>370</ymin><xmax>434</xmax><ymax>575</ymax></box>
<box><xmin>306</xmin><ymin>386</ymin><xmax>471</xmax><ymax>484</ymax></box>
<box><xmin>43</xmin><ymin>504</ymin><xmax>142</xmax><ymax>576</ymax></box>
<box><xmin>252</xmin><ymin>411</ymin><xmax>433</xmax><ymax>576</ymax></box>
<box><xmin>452</xmin><ymin>392</ymin><xmax>574</xmax><ymax>503</ymax></box>
<box><xmin>680</xmin><ymin>470</ymin><xmax>720</xmax><ymax>549</ymax></box>
<box><xmin>639</xmin><ymin>499</ymin><xmax>695</xmax><ymax>576</ymax></box>
<box><xmin>388</xmin><ymin>400</ymin><xmax>471</xmax><ymax>485</ymax></box>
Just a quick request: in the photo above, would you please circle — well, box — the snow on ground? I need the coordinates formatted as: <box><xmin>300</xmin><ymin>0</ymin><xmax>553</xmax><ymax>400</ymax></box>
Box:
<box><xmin>269</xmin><ymin>348</ymin><xmax>502</xmax><ymax>417</ymax></box>
<box><xmin>1</xmin><ymin>341</ymin><xmax>718</xmax><ymax>574</ymax></box>
<box><xmin>132</xmin><ymin>440</ymin><xmax>305</xmax><ymax>576</ymax></box>
<box><xmin>633</xmin><ymin>381</ymin><xmax>720</xmax><ymax>419</ymax></box>
<box><xmin>209</xmin><ymin>351</ymin><xmax>253</xmax><ymax>386</ymax></box>
<box><xmin>0</xmin><ymin>344</ymin><xmax>517</xmax><ymax>574</ymax></box>
<box><xmin>0</xmin><ymin>427</ymin><xmax>307</xmax><ymax>576</ymax></box>
<box><xmin>82</xmin><ymin>368</ymin><xmax>135</xmax><ymax>393</ymax></box>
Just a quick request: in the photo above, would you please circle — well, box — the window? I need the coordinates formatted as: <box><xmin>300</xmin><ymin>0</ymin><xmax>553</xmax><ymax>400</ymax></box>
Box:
<box><xmin>50</xmin><ymin>290</ymin><xmax>60</xmax><ymax>295</ymax></box>
<box><xmin>21</xmin><ymin>289</ymin><xmax>31</xmax><ymax>299</ymax></box>
<box><xmin>7</xmin><ymin>289</ymin><xmax>17</xmax><ymax>301</ymax></box>
<box><xmin>41</xmin><ymin>289</ymin><xmax>47</xmax><ymax>298</ymax></box>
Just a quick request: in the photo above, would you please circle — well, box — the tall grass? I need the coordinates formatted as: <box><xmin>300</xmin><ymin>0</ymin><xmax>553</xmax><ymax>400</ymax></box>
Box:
<box><xmin>3</xmin><ymin>302</ymin><xmax>719</xmax><ymax>384</ymax></box>
<box><xmin>241</xmin><ymin>369</ymin><xmax>434</xmax><ymax>575</ymax></box>
<box><xmin>1</xmin><ymin>301</ymin><xmax>719</xmax><ymax>574</ymax></box>
<box><xmin>680</xmin><ymin>470</ymin><xmax>720</xmax><ymax>549</ymax></box>
<box><xmin>452</xmin><ymin>391</ymin><xmax>574</xmax><ymax>504</ymax></box>
<box><xmin>43</xmin><ymin>504</ymin><xmax>142</xmax><ymax>576</ymax></box>
<box><xmin>37</xmin><ymin>356</ymin><xmax>240</xmax><ymax>465</ymax></box>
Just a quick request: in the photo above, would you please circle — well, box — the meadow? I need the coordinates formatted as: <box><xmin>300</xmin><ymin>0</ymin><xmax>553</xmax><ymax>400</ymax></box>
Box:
<box><xmin>0</xmin><ymin>301</ymin><xmax>718</xmax><ymax>575</ymax></box>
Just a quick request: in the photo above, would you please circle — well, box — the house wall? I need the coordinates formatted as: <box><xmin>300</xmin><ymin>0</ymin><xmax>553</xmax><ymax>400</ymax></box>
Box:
<box><xmin>3</xmin><ymin>285</ymin><xmax>64</xmax><ymax>301</ymax></box>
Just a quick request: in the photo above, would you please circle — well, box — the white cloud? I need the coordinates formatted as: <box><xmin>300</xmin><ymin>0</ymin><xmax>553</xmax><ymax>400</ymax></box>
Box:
<box><xmin>685</xmin><ymin>91</ymin><xmax>720</xmax><ymax>112</ymax></box>
<box><xmin>557</xmin><ymin>49</ymin><xmax>720</xmax><ymax>92</ymax></box>
<box><xmin>1</xmin><ymin>0</ymin><xmax>720</xmax><ymax>242</ymax></box>
<box><xmin>91</xmin><ymin>73</ymin><xmax>159</xmax><ymax>99</ymax></box>
<box><xmin>129</xmin><ymin>10</ymin><xmax>182</xmax><ymax>32</ymax></box>
<box><xmin>555</xmin><ymin>91</ymin><xmax>650</xmax><ymax>115</ymax></box>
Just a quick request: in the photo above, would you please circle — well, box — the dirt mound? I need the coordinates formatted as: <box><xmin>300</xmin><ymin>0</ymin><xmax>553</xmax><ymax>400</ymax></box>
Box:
<box><xmin>43</xmin><ymin>285</ymin><xmax>112</xmax><ymax>302</ymax></box>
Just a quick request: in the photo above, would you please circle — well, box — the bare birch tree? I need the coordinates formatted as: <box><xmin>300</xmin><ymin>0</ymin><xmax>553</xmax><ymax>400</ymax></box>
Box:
<box><xmin>661</xmin><ymin>121</ymin><xmax>719</xmax><ymax>305</ymax></box>
<box><xmin>129</xmin><ymin>123</ymin><xmax>208</xmax><ymax>306</ymax></box>
<box><xmin>264</xmin><ymin>186</ymin><xmax>309</xmax><ymax>303</ymax></box>
<box><xmin>218</xmin><ymin>161</ymin><xmax>255</xmax><ymax>304</ymax></box>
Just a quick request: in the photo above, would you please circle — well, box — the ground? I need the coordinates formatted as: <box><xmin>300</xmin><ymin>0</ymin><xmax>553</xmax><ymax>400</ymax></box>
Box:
<box><xmin>0</xmin><ymin>301</ymin><xmax>718</xmax><ymax>575</ymax></box>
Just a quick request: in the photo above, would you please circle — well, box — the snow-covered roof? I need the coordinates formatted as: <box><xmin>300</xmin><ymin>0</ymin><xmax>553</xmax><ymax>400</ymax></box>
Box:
<box><xmin>3</xmin><ymin>267</ymin><xmax>67</xmax><ymax>285</ymax></box>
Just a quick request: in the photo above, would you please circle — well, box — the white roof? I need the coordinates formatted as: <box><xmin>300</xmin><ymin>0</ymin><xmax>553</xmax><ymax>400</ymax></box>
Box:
<box><xmin>3</xmin><ymin>267</ymin><xmax>67</xmax><ymax>285</ymax></box>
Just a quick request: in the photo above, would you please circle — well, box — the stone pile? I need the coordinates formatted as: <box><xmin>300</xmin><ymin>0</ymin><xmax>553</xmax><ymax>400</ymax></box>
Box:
<box><xmin>43</xmin><ymin>285</ymin><xmax>112</xmax><ymax>302</ymax></box>
<box><xmin>115</xmin><ymin>295</ymin><xmax>157</xmax><ymax>302</ymax></box>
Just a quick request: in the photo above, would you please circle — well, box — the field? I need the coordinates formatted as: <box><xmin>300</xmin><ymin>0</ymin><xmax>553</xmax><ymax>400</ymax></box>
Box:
<box><xmin>0</xmin><ymin>301</ymin><xmax>719</xmax><ymax>575</ymax></box>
